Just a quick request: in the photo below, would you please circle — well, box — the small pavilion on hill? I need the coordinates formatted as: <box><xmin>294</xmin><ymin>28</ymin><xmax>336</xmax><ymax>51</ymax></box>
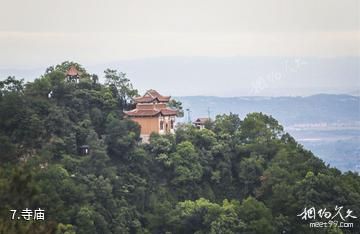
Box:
<box><xmin>124</xmin><ymin>89</ymin><xmax>177</xmax><ymax>142</ymax></box>
<box><xmin>66</xmin><ymin>66</ymin><xmax>81</xmax><ymax>83</ymax></box>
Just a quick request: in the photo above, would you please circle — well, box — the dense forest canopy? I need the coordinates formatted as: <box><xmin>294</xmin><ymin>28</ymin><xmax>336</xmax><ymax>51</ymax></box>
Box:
<box><xmin>0</xmin><ymin>62</ymin><xmax>359</xmax><ymax>234</ymax></box>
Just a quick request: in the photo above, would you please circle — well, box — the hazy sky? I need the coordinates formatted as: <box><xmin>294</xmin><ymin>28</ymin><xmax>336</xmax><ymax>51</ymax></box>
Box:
<box><xmin>0</xmin><ymin>0</ymin><xmax>359</xmax><ymax>96</ymax></box>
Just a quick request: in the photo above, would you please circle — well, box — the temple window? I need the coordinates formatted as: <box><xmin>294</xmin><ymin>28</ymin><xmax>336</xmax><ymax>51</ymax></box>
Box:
<box><xmin>160</xmin><ymin>120</ymin><xmax>164</xmax><ymax>130</ymax></box>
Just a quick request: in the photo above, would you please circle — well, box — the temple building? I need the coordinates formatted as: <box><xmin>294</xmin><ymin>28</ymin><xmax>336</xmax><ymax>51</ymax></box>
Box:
<box><xmin>124</xmin><ymin>89</ymin><xmax>177</xmax><ymax>142</ymax></box>
<box><xmin>193</xmin><ymin>118</ymin><xmax>210</xmax><ymax>129</ymax></box>
<box><xmin>66</xmin><ymin>66</ymin><xmax>81</xmax><ymax>83</ymax></box>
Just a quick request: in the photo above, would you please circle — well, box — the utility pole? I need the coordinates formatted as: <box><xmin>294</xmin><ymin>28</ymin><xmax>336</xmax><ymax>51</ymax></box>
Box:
<box><xmin>207</xmin><ymin>107</ymin><xmax>211</xmax><ymax>119</ymax></box>
<box><xmin>186</xmin><ymin>108</ymin><xmax>191</xmax><ymax>123</ymax></box>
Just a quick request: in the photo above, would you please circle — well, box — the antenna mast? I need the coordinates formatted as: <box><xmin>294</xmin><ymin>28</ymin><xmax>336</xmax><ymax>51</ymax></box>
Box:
<box><xmin>186</xmin><ymin>108</ymin><xmax>191</xmax><ymax>123</ymax></box>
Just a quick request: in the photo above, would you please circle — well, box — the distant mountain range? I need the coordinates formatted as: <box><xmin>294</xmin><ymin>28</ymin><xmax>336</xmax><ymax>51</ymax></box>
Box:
<box><xmin>176</xmin><ymin>94</ymin><xmax>360</xmax><ymax>172</ymax></box>
<box><xmin>176</xmin><ymin>94</ymin><xmax>360</xmax><ymax>126</ymax></box>
<box><xmin>1</xmin><ymin>56</ymin><xmax>359</xmax><ymax>97</ymax></box>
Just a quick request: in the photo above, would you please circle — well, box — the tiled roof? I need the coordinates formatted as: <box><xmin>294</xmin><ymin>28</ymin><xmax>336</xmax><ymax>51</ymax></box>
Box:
<box><xmin>124</xmin><ymin>109</ymin><xmax>160</xmax><ymax>117</ymax></box>
<box><xmin>194</xmin><ymin>118</ymin><xmax>210</xmax><ymax>124</ymax></box>
<box><xmin>158</xmin><ymin>96</ymin><xmax>171</xmax><ymax>102</ymax></box>
<box><xmin>126</xmin><ymin>90</ymin><xmax>176</xmax><ymax>117</ymax></box>
<box><xmin>147</xmin><ymin>89</ymin><xmax>161</xmax><ymax>98</ymax></box>
<box><xmin>160</xmin><ymin>109</ymin><xmax>177</xmax><ymax>116</ymax></box>
<box><xmin>124</xmin><ymin>108</ymin><xmax>177</xmax><ymax>117</ymax></box>
<box><xmin>134</xmin><ymin>89</ymin><xmax>171</xmax><ymax>103</ymax></box>
<box><xmin>66</xmin><ymin>66</ymin><xmax>79</xmax><ymax>76</ymax></box>
<box><xmin>134</xmin><ymin>96</ymin><xmax>156</xmax><ymax>103</ymax></box>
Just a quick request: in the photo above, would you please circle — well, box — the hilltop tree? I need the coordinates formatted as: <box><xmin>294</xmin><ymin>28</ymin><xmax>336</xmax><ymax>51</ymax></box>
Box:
<box><xmin>104</xmin><ymin>69</ymin><xmax>138</xmax><ymax>110</ymax></box>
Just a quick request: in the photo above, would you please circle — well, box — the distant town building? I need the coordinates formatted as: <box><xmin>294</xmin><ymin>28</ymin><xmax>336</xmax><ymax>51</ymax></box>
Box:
<box><xmin>124</xmin><ymin>89</ymin><xmax>177</xmax><ymax>142</ymax></box>
<box><xmin>66</xmin><ymin>66</ymin><xmax>81</xmax><ymax>83</ymax></box>
<box><xmin>193</xmin><ymin>118</ymin><xmax>210</xmax><ymax>129</ymax></box>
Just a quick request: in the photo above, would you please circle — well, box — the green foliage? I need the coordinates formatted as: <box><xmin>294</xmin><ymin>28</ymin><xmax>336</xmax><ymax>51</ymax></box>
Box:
<box><xmin>1</xmin><ymin>62</ymin><xmax>359</xmax><ymax>234</ymax></box>
<box><xmin>213</xmin><ymin>113</ymin><xmax>241</xmax><ymax>135</ymax></box>
<box><xmin>238</xmin><ymin>197</ymin><xmax>275</xmax><ymax>234</ymax></box>
<box><xmin>168</xmin><ymin>99</ymin><xmax>184</xmax><ymax>117</ymax></box>
<box><xmin>169</xmin><ymin>141</ymin><xmax>203</xmax><ymax>185</ymax></box>
<box><xmin>104</xmin><ymin>69</ymin><xmax>138</xmax><ymax>109</ymax></box>
<box><xmin>0</xmin><ymin>76</ymin><xmax>24</xmax><ymax>95</ymax></box>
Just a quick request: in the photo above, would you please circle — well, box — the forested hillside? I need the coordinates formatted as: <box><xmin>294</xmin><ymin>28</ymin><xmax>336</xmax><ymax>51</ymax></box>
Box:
<box><xmin>0</xmin><ymin>62</ymin><xmax>359</xmax><ymax>234</ymax></box>
<box><xmin>176</xmin><ymin>95</ymin><xmax>360</xmax><ymax>172</ymax></box>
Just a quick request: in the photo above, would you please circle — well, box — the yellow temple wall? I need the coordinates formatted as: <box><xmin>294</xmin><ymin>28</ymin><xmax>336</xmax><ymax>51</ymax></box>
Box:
<box><xmin>131</xmin><ymin>116</ymin><xmax>160</xmax><ymax>135</ymax></box>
